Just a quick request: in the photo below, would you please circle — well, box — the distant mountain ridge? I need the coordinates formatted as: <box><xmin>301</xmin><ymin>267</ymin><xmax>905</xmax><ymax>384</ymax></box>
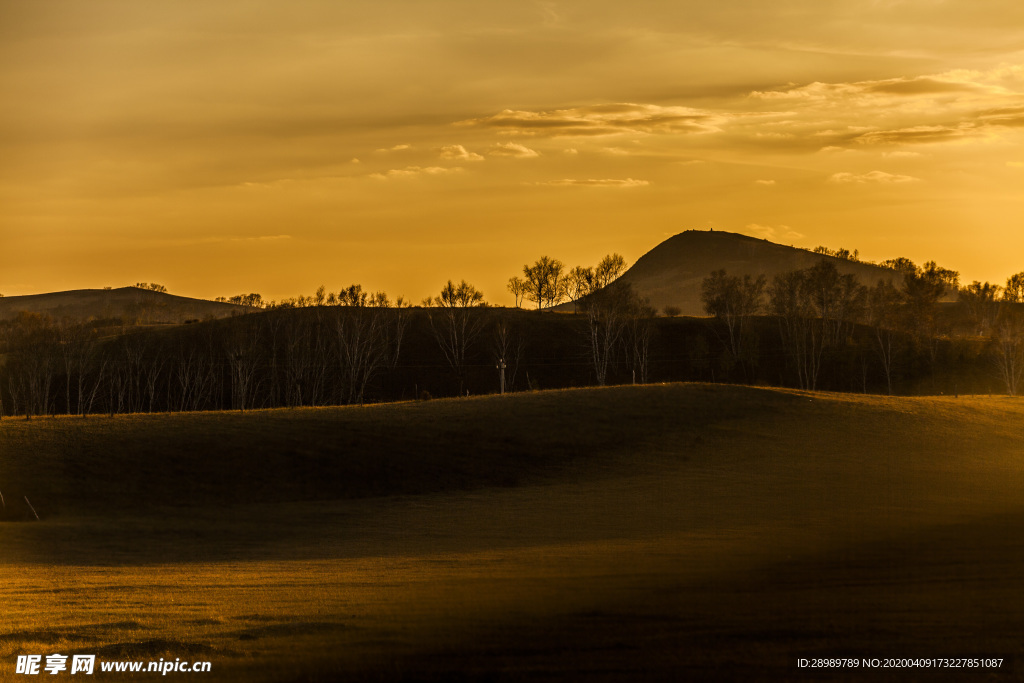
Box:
<box><xmin>0</xmin><ymin>287</ymin><xmax>249</xmax><ymax>323</ymax></box>
<box><xmin>613</xmin><ymin>230</ymin><xmax>942</xmax><ymax>316</ymax></box>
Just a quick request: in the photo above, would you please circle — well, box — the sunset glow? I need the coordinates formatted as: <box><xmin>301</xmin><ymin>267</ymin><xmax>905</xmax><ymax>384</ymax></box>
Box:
<box><xmin>2</xmin><ymin>1</ymin><xmax>1023</xmax><ymax>302</ymax></box>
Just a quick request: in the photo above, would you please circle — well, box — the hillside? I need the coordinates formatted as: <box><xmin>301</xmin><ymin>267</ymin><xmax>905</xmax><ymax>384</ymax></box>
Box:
<box><xmin>2</xmin><ymin>384</ymin><xmax>1024</xmax><ymax>681</ymax></box>
<box><xmin>612</xmin><ymin>230</ymin><xmax>942</xmax><ymax>316</ymax></box>
<box><xmin>0</xmin><ymin>287</ymin><xmax>249</xmax><ymax>323</ymax></box>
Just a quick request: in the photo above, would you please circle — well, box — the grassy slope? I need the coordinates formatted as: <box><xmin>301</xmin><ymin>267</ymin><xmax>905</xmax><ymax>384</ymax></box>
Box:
<box><xmin>0</xmin><ymin>384</ymin><xmax>786</xmax><ymax>520</ymax></box>
<box><xmin>1</xmin><ymin>384</ymin><xmax>1024</xmax><ymax>681</ymax></box>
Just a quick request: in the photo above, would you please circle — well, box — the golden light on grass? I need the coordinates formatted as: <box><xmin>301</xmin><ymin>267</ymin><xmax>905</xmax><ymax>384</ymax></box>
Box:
<box><xmin>2</xmin><ymin>386</ymin><xmax>1024</xmax><ymax>679</ymax></box>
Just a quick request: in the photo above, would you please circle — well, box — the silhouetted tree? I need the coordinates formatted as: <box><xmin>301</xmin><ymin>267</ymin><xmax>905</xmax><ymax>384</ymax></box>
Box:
<box><xmin>769</xmin><ymin>270</ymin><xmax>820</xmax><ymax>390</ymax></box>
<box><xmin>335</xmin><ymin>286</ymin><xmax>397</xmax><ymax>404</ymax></box>
<box><xmin>880</xmin><ymin>257</ymin><xmax>917</xmax><ymax>274</ymax></box>
<box><xmin>1004</xmin><ymin>272</ymin><xmax>1024</xmax><ymax>303</ymax></box>
<box><xmin>133</xmin><ymin>282</ymin><xmax>168</xmax><ymax>293</ymax></box>
<box><xmin>594</xmin><ymin>253</ymin><xmax>627</xmax><ymax>288</ymax></box>
<box><xmin>522</xmin><ymin>256</ymin><xmax>567</xmax><ymax>310</ymax></box>
<box><xmin>902</xmin><ymin>261</ymin><xmax>958</xmax><ymax>368</ymax></box>
<box><xmin>992</xmin><ymin>305</ymin><xmax>1024</xmax><ymax>396</ymax></box>
<box><xmin>228</xmin><ymin>293</ymin><xmax>264</xmax><ymax>308</ymax></box>
<box><xmin>426</xmin><ymin>280</ymin><xmax>486</xmax><ymax>394</ymax></box>
<box><xmin>4</xmin><ymin>313</ymin><xmax>58</xmax><ymax>416</ymax></box>
<box><xmin>491</xmin><ymin>316</ymin><xmax>525</xmax><ymax>393</ymax></box>
<box><xmin>803</xmin><ymin>260</ymin><xmax>866</xmax><ymax>347</ymax></box>
<box><xmin>566</xmin><ymin>265</ymin><xmax>595</xmax><ymax>313</ymax></box>
<box><xmin>623</xmin><ymin>291</ymin><xmax>656</xmax><ymax>384</ymax></box>
<box><xmin>959</xmin><ymin>281</ymin><xmax>1002</xmax><ymax>336</ymax></box>
<box><xmin>867</xmin><ymin>280</ymin><xmax>903</xmax><ymax>395</ymax></box>
<box><xmin>224</xmin><ymin>317</ymin><xmax>263</xmax><ymax>411</ymax></box>
<box><xmin>507</xmin><ymin>276</ymin><xmax>528</xmax><ymax>308</ymax></box>
<box><xmin>701</xmin><ymin>270</ymin><xmax>765</xmax><ymax>376</ymax></box>
<box><xmin>580</xmin><ymin>282</ymin><xmax>638</xmax><ymax>385</ymax></box>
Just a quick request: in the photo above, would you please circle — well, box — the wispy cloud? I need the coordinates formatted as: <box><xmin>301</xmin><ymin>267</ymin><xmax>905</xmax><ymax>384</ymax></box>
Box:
<box><xmin>829</xmin><ymin>171</ymin><xmax>921</xmax><ymax>184</ymax></box>
<box><xmin>371</xmin><ymin>166</ymin><xmax>463</xmax><ymax>179</ymax></box>
<box><xmin>750</xmin><ymin>65</ymin><xmax>1024</xmax><ymax>149</ymax></box>
<box><xmin>459</xmin><ymin>103</ymin><xmax>728</xmax><ymax>137</ymax></box>
<box><xmin>531</xmin><ymin>178</ymin><xmax>650</xmax><ymax>188</ymax></box>
<box><xmin>755</xmin><ymin>179</ymin><xmax>776</xmax><ymax>185</ymax></box>
<box><xmin>853</xmin><ymin>124</ymin><xmax>978</xmax><ymax>146</ymax></box>
<box><xmin>375</xmin><ymin>144</ymin><xmax>412</xmax><ymax>153</ymax></box>
<box><xmin>488</xmin><ymin>142</ymin><xmax>540</xmax><ymax>158</ymax></box>
<box><xmin>439</xmin><ymin>145</ymin><xmax>484</xmax><ymax>161</ymax></box>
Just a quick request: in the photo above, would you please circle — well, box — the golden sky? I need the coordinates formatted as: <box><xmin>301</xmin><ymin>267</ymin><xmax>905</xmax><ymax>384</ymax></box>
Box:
<box><xmin>2</xmin><ymin>0</ymin><xmax>1023</xmax><ymax>303</ymax></box>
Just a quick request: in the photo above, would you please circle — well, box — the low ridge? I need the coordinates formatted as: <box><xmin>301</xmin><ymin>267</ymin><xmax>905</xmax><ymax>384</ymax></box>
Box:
<box><xmin>0</xmin><ymin>287</ymin><xmax>249</xmax><ymax>323</ymax></box>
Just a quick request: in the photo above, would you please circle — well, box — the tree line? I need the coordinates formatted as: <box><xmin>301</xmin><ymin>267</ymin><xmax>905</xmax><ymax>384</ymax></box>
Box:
<box><xmin>701</xmin><ymin>258</ymin><xmax>1024</xmax><ymax>395</ymax></box>
<box><xmin>0</xmin><ymin>252</ymin><xmax>645</xmax><ymax>417</ymax></box>
<box><xmin>2</xmin><ymin>249</ymin><xmax>1022</xmax><ymax>418</ymax></box>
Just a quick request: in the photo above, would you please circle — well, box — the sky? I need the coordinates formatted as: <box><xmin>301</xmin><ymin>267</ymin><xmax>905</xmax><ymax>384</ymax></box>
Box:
<box><xmin>2</xmin><ymin>0</ymin><xmax>1023</xmax><ymax>304</ymax></box>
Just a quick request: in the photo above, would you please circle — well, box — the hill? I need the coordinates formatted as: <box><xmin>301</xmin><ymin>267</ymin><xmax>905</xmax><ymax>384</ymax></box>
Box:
<box><xmin>2</xmin><ymin>384</ymin><xmax>1023</xmax><ymax>680</ymax></box>
<box><xmin>0</xmin><ymin>287</ymin><xmax>250</xmax><ymax>323</ymax></box>
<box><xmin>611</xmin><ymin>230</ymin><xmax>942</xmax><ymax>316</ymax></box>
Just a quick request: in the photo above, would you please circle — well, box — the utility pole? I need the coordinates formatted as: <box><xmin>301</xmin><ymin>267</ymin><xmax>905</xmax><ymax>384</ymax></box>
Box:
<box><xmin>497</xmin><ymin>358</ymin><xmax>507</xmax><ymax>394</ymax></box>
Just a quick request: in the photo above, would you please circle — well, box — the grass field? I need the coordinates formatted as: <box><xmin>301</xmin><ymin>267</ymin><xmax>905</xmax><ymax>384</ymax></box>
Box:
<box><xmin>2</xmin><ymin>384</ymin><xmax>1024</xmax><ymax>681</ymax></box>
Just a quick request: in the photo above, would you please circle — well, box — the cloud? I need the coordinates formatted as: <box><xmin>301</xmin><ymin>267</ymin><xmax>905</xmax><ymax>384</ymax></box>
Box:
<box><xmin>375</xmin><ymin>144</ymin><xmax>412</xmax><ymax>153</ymax></box>
<box><xmin>532</xmin><ymin>178</ymin><xmax>650</xmax><ymax>188</ymax></box>
<box><xmin>563</xmin><ymin>148</ymin><xmax>579</xmax><ymax>155</ymax></box>
<box><xmin>458</xmin><ymin>103</ymin><xmax>727</xmax><ymax>137</ymax></box>
<box><xmin>488</xmin><ymin>142</ymin><xmax>540</xmax><ymax>158</ymax></box>
<box><xmin>370</xmin><ymin>166</ymin><xmax>463</xmax><ymax>179</ymax></box>
<box><xmin>749</xmin><ymin>65</ymin><xmax>1024</xmax><ymax>149</ymax></box>
<box><xmin>829</xmin><ymin>171</ymin><xmax>921</xmax><ymax>184</ymax></box>
<box><xmin>1008</xmin><ymin>161</ymin><xmax>1024</xmax><ymax>168</ymax></box>
<box><xmin>439</xmin><ymin>144</ymin><xmax>484</xmax><ymax>161</ymax></box>
<box><xmin>853</xmin><ymin>124</ymin><xmax>977</xmax><ymax>146</ymax></box>
<box><xmin>744</xmin><ymin>224</ymin><xmax>803</xmax><ymax>241</ymax></box>
<box><xmin>755</xmin><ymin>179</ymin><xmax>776</xmax><ymax>185</ymax></box>
<box><xmin>750</xmin><ymin>71</ymin><xmax>1001</xmax><ymax>102</ymax></box>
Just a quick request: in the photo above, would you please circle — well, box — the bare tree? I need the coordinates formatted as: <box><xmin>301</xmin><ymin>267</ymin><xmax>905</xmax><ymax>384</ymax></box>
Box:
<box><xmin>623</xmin><ymin>292</ymin><xmax>656</xmax><ymax>384</ymax></box>
<box><xmin>960</xmin><ymin>281</ymin><xmax>1002</xmax><ymax>336</ymax></box>
<box><xmin>335</xmin><ymin>286</ymin><xmax>396</xmax><ymax>404</ymax></box>
<box><xmin>802</xmin><ymin>260</ymin><xmax>866</xmax><ymax>347</ymax></box>
<box><xmin>594</xmin><ymin>253</ymin><xmax>627</xmax><ymax>288</ymax></box>
<box><xmin>57</xmin><ymin>320</ymin><xmax>98</xmax><ymax>415</ymax></box>
<box><xmin>701</xmin><ymin>270</ymin><xmax>765</xmax><ymax>375</ymax></box>
<box><xmin>427</xmin><ymin>280</ymin><xmax>487</xmax><ymax>394</ymax></box>
<box><xmin>507</xmin><ymin>277</ymin><xmax>528</xmax><ymax>308</ymax></box>
<box><xmin>580</xmin><ymin>282</ymin><xmax>636</xmax><ymax>386</ymax></box>
<box><xmin>491</xmin><ymin>316</ymin><xmax>526</xmax><ymax>393</ymax></box>
<box><xmin>1004</xmin><ymin>272</ymin><xmax>1024</xmax><ymax>304</ymax></box>
<box><xmin>867</xmin><ymin>279</ymin><xmax>902</xmax><ymax>395</ymax></box>
<box><xmin>769</xmin><ymin>270</ymin><xmax>821</xmax><ymax>391</ymax></box>
<box><xmin>565</xmin><ymin>266</ymin><xmax>595</xmax><ymax>313</ymax></box>
<box><xmin>992</xmin><ymin>305</ymin><xmax>1024</xmax><ymax>396</ymax></box>
<box><xmin>224</xmin><ymin>318</ymin><xmax>263</xmax><ymax>411</ymax></box>
<box><xmin>5</xmin><ymin>313</ymin><xmax>58</xmax><ymax>416</ymax></box>
<box><xmin>522</xmin><ymin>256</ymin><xmax>567</xmax><ymax>310</ymax></box>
